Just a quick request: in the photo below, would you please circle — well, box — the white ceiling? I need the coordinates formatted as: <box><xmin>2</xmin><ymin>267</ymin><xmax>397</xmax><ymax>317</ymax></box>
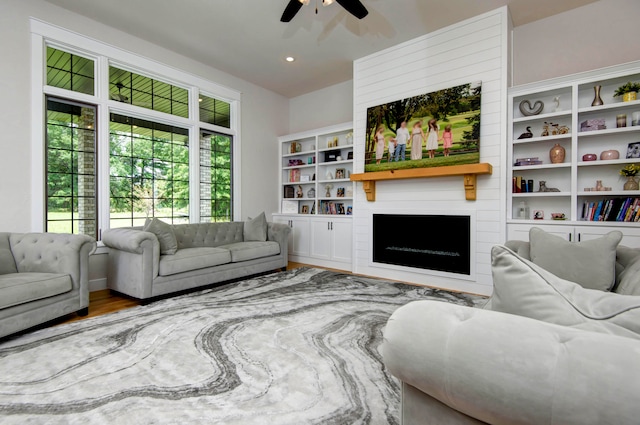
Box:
<box><xmin>43</xmin><ymin>0</ymin><xmax>598</xmax><ymax>98</ymax></box>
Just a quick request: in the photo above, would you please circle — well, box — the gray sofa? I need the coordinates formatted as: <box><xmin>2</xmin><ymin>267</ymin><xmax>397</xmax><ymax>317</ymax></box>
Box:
<box><xmin>0</xmin><ymin>232</ymin><xmax>96</xmax><ymax>339</ymax></box>
<box><xmin>383</xmin><ymin>233</ymin><xmax>640</xmax><ymax>425</ymax></box>
<box><xmin>102</xmin><ymin>220</ymin><xmax>290</xmax><ymax>300</ymax></box>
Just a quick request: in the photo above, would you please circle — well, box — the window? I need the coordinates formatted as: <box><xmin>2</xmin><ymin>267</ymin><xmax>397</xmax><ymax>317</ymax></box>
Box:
<box><xmin>46</xmin><ymin>98</ymin><xmax>97</xmax><ymax>237</ymax></box>
<box><xmin>199</xmin><ymin>94</ymin><xmax>231</xmax><ymax>128</ymax></box>
<box><xmin>109</xmin><ymin>114</ymin><xmax>190</xmax><ymax>228</ymax></box>
<box><xmin>35</xmin><ymin>26</ymin><xmax>240</xmax><ymax>237</ymax></box>
<box><xmin>109</xmin><ymin>66</ymin><xmax>189</xmax><ymax>118</ymax></box>
<box><xmin>46</xmin><ymin>47</ymin><xmax>94</xmax><ymax>95</ymax></box>
<box><xmin>200</xmin><ymin>131</ymin><xmax>232</xmax><ymax>222</ymax></box>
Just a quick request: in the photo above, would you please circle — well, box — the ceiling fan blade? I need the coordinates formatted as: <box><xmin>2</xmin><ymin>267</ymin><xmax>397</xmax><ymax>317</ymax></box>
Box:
<box><xmin>281</xmin><ymin>0</ymin><xmax>303</xmax><ymax>22</ymax></box>
<box><xmin>335</xmin><ymin>0</ymin><xmax>368</xmax><ymax>19</ymax></box>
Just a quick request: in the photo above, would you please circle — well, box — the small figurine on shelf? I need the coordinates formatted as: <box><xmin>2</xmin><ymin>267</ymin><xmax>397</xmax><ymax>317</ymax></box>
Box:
<box><xmin>296</xmin><ymin>185</ymin><xmax>303</xmax><ymax>198</ymax></box>
<box><xmin>325</xmin><ymin>184</ymin><xmax>333</xmax><ymax>197</ymax></box>
<box><xmin>537</xmin><ymin>181</ymin><xmax>560</xmax><ymax>192</ymax></box>
<box><xmin>517</xmin><ymin>126</ymin><xmax>533</xmax><ymax>139</ymax></box>
<box><xmin>553</xmin><ymin>96</ymin><xmax>561</xmax><ymax>112</ymax></box>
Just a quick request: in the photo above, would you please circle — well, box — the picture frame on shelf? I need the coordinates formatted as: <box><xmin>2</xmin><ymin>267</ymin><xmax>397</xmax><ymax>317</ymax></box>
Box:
<box><xmin>533</xmin><ymin>210</ymin><xmax>544</xmax><ymax>220</ymax></box>
<box><xmin>336</xmin><ymin>187</ymin><xmax>345</xmax><ymax>197</ymax></box>
<box><xmin>337</xmin><ymin>203</ymin><xmax>345</xmax><ymax>215</ymax></box>
<box><xmin>626</xmin><ymin>142</ymin><xmax>640</xmax><ymax>159</ymax></box>
<box><xmin>282</xmin><ymin>200</ymin><xmax>298</xmax><ymax>214</ymax></box>
<box><xmin>346</xmin><ymin>206</ymin><xmax>353</xmax><ymax>215</ymax></box>
<box><xmin>301</xmin><ymin>205</ymin><xmax>309</xmax><ymax>214</ymax></box>
<box><xmin>300</xmin><ymin>175</ymin><xmax>310</xmax><ymax>182</ymax></box>
<box><xmin>335</xmin><ymin>168</ymin><xmax>345</xmax><ymax>179</ymax></box>
<box><xmin>284</xmin><ymin>186</ymin><xmax>294</xmax><ymax>198</ymax></box>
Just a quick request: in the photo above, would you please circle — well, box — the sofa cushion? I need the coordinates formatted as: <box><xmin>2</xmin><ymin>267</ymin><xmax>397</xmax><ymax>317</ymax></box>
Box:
<box><xmin>0</xmin><ymin>233</ymin><xmax>17</xmax><ymax>275</ymax></box>
<box><xmin>144</xmin><ymin>218</ymin><xmax>178</xmax><ymax>255</ymax></box>
<box><xmin>173</xmin><ymin>222</ymin><xmax>244</xmax><ymax>249</ymax></box>
<box><xmin>616</xmin><ymin>253</ymin><xmax>640</xmax><ymax>296</ymax></box>
<box><xmin>529</xmin><ymin>227</ymin><xmax>622</xmax><ymax>291</ymax></box>
<box><xmin>490</xmin><ymin>245</ymin><xmax>640</xmax><ymax>339</ymax></box>
<box><xmin>219</xmin><ymin>241</ymin><xmax>280</xmax><ymax>263</ymax></box>
<box><xmin>158</xmin><ymin>247</ymin><xmax>231</xmax><ymax>276</ymax></box>
<box><xmin>244</xmin><ymin>212</ymin><xmax>267</xmax><ymax>242</ymax></box>
<box><xmin>0</xmin><ymin>273</ymin><xmax>72</xmax><ymax>309</ymax></box>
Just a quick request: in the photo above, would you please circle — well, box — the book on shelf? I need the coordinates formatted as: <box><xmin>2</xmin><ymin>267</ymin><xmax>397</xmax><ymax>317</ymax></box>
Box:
<box><xmin>581</xmin><ymin>197</ymin><xmax>640</xmax><ymax>222</ymax></box>
<box><xmin>289</xmin><ymin>169</ymin><xmax>300</xmax><ymax>182</ymax></box>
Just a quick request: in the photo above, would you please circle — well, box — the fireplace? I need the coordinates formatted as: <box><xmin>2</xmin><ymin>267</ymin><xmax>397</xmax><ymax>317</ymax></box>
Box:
<box><xmin>372</xmin><ymin>214</ymin><xmax>471</xmax><ymax>275</ymax></box>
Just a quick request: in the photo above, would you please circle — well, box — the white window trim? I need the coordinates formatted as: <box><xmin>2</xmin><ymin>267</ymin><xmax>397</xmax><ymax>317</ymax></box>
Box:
<box><xmin>31</xmin><ymin>18</ymin><xmax>242</xmax><ymax>234</ymax></box>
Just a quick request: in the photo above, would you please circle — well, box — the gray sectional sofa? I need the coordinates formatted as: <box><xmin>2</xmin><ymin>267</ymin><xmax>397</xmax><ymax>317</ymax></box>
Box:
<box><xmin>0</xmin><ymin>232</ymin><xmax>96</xmax><ymax>339</ymax></box>
<box><xmin>102</xmin><ymin>216</ymin><xmax>290</xmax><ymax>300</ymax></box>
<box><xmin>383</xmin><ymin>228</ymin><xmax>640</xmax><ymax>425</ymax></box>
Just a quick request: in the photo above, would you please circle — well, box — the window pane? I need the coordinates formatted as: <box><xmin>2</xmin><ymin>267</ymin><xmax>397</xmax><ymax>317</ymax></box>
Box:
<box><xmin>109</xmin><ymin>113</ymin><xmax>189</xmax><ymax>227</ymax></box>
<box><xmin>109</xmin><ymin>66</ymin><xmax>189</xmax><ymax>118</ymax></box>
<box><xmin>199</xmin><ymin>94</ymin><xmax>231</xmax><ymax>128</ymax></box>
<box><xmin>200</xmin><ymin>131</ymin><xmax>233</xmax><ymax>222</ymax></box>
<box><xmin>46</xmin><ymin>47</ymin><xmax>95</xmax><ymax>95</ymax></box>
<box><xmin>46</xmin><ymin>98</ymin><xmax>97</xmax><ymax>238</ymax></box>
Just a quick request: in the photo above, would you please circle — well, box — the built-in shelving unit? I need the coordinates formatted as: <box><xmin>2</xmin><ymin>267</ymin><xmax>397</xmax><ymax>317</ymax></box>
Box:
<box><xmin>507</xmin><ymin>61</ymin><xmax>640</xmax><ymax>244</ymax></box>
<box><xmin>273</xmin><ymin>122</ymin><xmax>354</xmax><ymax>271</ymax></box>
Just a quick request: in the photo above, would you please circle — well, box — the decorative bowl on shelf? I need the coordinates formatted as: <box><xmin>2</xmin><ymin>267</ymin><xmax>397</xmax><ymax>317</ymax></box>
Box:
<box><xmin>582</xmin><ymin>153</ymin><xmax>597</xmax><ymax>161</ymax></box>
<box><xmin>600</xmin><ymin>150</ymin><xmax>620</xmax><ymax>160</ymax></box>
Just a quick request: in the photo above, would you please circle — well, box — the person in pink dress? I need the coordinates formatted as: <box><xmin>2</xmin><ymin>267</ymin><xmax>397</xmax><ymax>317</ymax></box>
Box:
<box><xmin>441</xmin><ymin>124</ymin><xmax>453</xmax><ymax>157</ymax></box>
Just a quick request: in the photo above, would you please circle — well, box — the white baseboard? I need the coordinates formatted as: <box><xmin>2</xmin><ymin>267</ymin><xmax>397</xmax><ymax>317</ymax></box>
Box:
<box><xmin>89</xmin><ymin>278</ymin><xmax>108</xmax><ymax>292</ymax></box>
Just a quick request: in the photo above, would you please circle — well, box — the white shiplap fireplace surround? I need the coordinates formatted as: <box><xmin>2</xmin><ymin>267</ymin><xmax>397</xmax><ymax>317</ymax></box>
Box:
<box><xmin>351</xmin><ymin>7</ymin><xmax>510</xmax><ymax>296</ymax></box>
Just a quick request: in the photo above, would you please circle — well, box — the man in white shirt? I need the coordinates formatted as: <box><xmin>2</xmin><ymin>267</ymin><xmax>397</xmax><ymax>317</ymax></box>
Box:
<box><xmin>394</xmin><ymin>121</ymin><xmax>410</xmax><ymax>161</ymax></box>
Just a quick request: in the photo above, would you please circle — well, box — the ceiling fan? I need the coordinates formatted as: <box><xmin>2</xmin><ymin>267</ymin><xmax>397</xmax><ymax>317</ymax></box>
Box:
<box><xmin>281</xmin><ymin>0</ymin><xmax>368</xmax><ymax>22</ymax></box>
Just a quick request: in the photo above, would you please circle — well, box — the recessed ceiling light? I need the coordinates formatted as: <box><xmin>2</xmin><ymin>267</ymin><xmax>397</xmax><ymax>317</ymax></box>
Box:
<box><xmin>285</xmin><ymin>56</ymin><xmax>295</xmax><ymax>62</ymax></box>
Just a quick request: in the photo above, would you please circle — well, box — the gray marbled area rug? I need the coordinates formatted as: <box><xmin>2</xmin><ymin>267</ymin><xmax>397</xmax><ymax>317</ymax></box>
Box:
<box><xmin>0</xmin><ymin>268</ymin><xmax>485</xmax><ymax>424</ymax></box>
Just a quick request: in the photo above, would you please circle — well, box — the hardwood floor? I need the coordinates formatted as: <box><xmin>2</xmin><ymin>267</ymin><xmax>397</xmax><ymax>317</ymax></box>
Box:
<box><xmin>59</xmin><ymin>262</ymin><xmax>334</xmax><ymax>326</ymax></box>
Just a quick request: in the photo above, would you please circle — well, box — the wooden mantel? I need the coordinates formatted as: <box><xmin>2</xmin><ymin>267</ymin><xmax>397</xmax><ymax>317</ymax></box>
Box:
<box><xmin>350</xmin><ymin>163</ymin><xmax>493</xmax><ymax>201</ymax></box>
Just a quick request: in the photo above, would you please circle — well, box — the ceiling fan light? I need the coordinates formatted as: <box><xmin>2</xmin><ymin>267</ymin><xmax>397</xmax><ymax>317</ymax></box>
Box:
<box><xmin>322</xmin><ymin>0</ymin><xmax>334</xmax><ymax>5</ymax></box>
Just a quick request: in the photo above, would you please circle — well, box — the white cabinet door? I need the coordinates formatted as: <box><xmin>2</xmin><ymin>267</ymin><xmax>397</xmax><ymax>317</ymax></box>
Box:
<box><xmin>575</xmin><ymin>226</ymin><xmax>640</xmax><ymax>247</ymax></box>
<box><xmin>507</xmin><ymin>223</ymin><xmax>574</xmax><ymax>241</ymax></box>
<box><xmin>310</xmin><ymin>219</ymin><xmax>332</xmax><ymax>260</ymax></box>
<box><xmin>331</xmin><ymin>219</ymin><xmax>353</xmax><ymax>264</ymax></box>
<box><xmin>273</xmin><ymin>215</ymin><xmax>311</xmax><ymax>258</ymax></box>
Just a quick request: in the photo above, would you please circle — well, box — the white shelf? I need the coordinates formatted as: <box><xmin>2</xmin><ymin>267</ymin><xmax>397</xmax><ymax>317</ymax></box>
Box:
<box><xmin>282</xmin><ymin>150</ymin><xmax>315</xmax><ymax>158</ymax></box>
<box><xmin>513</xmin><ymin>134</ymin><xmax>572</xmax><ymax>144</ymax></box>
<box><xmin>577</xmin><ymin>126</ymin><xmax>640</xmax><ymax>138</ymax></box>
<box><xmin>282</xmin><ymin>164</ymin><xmax>316</xmax><ymax>171</ymax></box>
<box><xmin>282</xmin><ymin>181</ymin><xmax>315</xmax><ymax>185</ymax></box>
<box><xmin>317</xmin><ymin>144</ymin><xmax>354</xmax><ymax>153</ymax></box>
<box><xmin>318</xmin><ymin>159</ymin><xmax>352</xmax><ymax>166</ymax></box>
<box><xmin>578</xmin><ymin>158</ymin><xmax>640</xmax><ymax>167</ymax></box>
<box><xmin>512</xmin><ymin>192</ymin><xmax>571</xmax><ymax>197</ymax></box>
<box><xmin>513</xmin><ymin>110</ymin><xmax>572</xmax><ymax>123</ymax></box>
<box><xmin>317</xmin><ymin>178</ymin><xmax>351</xmax><ymax>184</ymax></box>
<box><xmin>578</xmin><ymin>98</ymin><xmax>640</xmax><ymax>113</ymax></box>
<box><xmin>578</xmin><ymin>190</ymin><xmax>640</xmax><ymax>196</ymax></box>
<box><xmin>512</xmin><ymin>163</ymin><xmax>571</xmax><ymax>171</ymax></box>
<box><xmin>318</xmin><ymin>197</ymin><xmax>353</xmax><ymax>201</ymax></box>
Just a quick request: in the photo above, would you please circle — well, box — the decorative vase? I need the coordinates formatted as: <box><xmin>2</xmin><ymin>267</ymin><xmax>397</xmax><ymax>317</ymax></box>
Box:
<box><xmin>600</xmin><ymin>150</ymin><xmax>620</xmax><ymax>160</ymax></box>
<box><xmin>582</xmin><ymin>153</ymin><xmax>597</xmax><ymax>161</ymax></box>
<box><xmin>623</xmin><ymin>92</ymin><xmax>637</xmax><ymax>102</ymax></box>
<box><xmin>624</xmin><ymin>176</ymin><xmax>639</xmax><ymax>191</ymax></box>
<box><xmin>549</xmin><ymin>143</ymin><xmax>566</xmax><ymax>163</ymax></box>
<box><xmin>591</xmin><ymin>85</ymin><xmax>604</xmax><ymax>106</ymax></box>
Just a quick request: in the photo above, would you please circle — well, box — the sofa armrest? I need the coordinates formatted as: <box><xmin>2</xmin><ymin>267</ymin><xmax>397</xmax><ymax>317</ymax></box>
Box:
<box><xmin>102</xmin><ymin>228</ymin><xmax>158</xmax><ymax>254</ymax></box>
<box><xmin>9</xmin><ymin>233</ymin><xmax>96</xmax><ymax>307</ymax></box>
<box><xmin>383</xmin><ymin>300</ymin><xmax>640</xmax><ymax>425</ymax></box>
<box><xmin>267</xmin><ymin>222</ymin><xmax>291</xmax><ymax>257</ymax></box>
<box><xmin>102</xmin><ymin>228</ymin><xmax>160</xmax><ymax>299</ymax></box>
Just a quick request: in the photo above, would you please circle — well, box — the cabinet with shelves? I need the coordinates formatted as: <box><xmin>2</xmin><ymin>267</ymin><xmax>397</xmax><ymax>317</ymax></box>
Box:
<box><xmin>276</xmin><ymin>122</ymin><xmax>354</xmax><ymax>271</ymax></box>
<box><xmin>279</xmin><ymin>122</ymin><xmax>354</xmax><ymax>217</ymax></box>
<box><xmin>508</xmin><ymin>61</ymin><xmax>640</xmax><ymax>236</ymax></box>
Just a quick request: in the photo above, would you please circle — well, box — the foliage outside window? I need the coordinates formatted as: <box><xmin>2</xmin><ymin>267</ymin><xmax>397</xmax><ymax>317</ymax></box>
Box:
<box><xmin>199</xmin><ymin>94</ymin><xmax>231</xmax><ymax>128</ymax></box>
<box><xmin>109</xmin><ymin>114</ymin><xmax>189</xmax><ymax>228</ymax></box>
<box><xmin>46</xmin><ymin>46</ymin><xmax>95</xmax><ymax>95</ymax></box>
<box><xmin>46</xmin><ymin>98</ymin><xmax>97</xmax><ymax>237</ymax></box>
<box><xmin>200</xmin><ymin>131</ymin><xmax>232</xmax><ymax>222</ymax></box>
<box><xmin>109</xmin><ymin>66</ymin><xmax>189</xmax><ymax>118</ymax></box>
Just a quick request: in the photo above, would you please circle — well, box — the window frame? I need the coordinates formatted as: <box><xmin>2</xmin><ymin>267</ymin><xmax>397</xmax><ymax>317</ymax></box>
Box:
<box><xmin>31</xmin><ymin>19</ymin><xmax>242</xmax><ymax>238</ymax></box>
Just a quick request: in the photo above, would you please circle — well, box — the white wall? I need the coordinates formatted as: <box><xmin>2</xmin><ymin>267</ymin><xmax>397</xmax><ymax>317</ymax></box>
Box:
<box><xmin>288</xmin><ymin>80</ymin><xmax>353</xmax><ymax>133</ymax></box>
<box><xmin>0</xmin><ymin>0</ymin><xmax>289</xmax><ymax>233</ymax></box>
<box><xmin>351</xmin><ymin>8</ymin><xmax>510</xmax><ymax>296</ymax></box>
<box><xmin>512</xmin><ymin>0</ymin><xmax>640</xmax><ymax>86</ymax></box>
